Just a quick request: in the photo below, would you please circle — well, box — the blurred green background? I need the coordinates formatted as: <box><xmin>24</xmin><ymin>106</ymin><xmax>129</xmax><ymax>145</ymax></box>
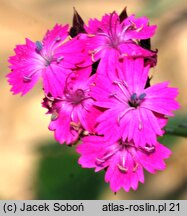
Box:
<box><xmin>0</xmin><ymin>0</ymin><xmax>187</xmax><ymax>199</ymax></box>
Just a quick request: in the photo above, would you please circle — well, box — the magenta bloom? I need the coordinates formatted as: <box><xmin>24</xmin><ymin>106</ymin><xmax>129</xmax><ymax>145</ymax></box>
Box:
<box><xmin>43</xmin><ymin>67</ymin><xmax>100</xmax><ymax>145</ymax></box>
<box><xmin>91</xmin><ymin>58</ymin><xmax>179</xmax><ymax>146</ymax></box>
<box><xmin>6</xmin><ymin>7</ymin><xmax>181</xmax><ymax>193</ymax></box>
<box><xmin>7</xmin><ymin>24</ymin><xmax>86</xmax><ymax>97</ymax></box>
<box><xmin>77</xmin><ymin>135</ymin><xmax>171</xmax><ymax>192</ymax></box>
<box><xmin>84</xmin><ymin>12</ymin><xmax>157</xmax><ymax>75</ymax></box>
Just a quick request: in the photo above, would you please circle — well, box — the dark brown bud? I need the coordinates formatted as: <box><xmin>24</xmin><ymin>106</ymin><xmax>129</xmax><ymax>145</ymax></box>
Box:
<box><xmin>69</xmin><ymin>7</ymin><xmax>86</xmax><ymax>37</ymax></box>
<box><xmin>119</xmin><ymin>6</ymin><xmax>128</xmax><ymax>23</ymax></box>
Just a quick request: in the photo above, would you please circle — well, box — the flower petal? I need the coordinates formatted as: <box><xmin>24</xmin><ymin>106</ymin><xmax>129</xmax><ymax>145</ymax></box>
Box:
<box><xmin>142</xmin><ymin>82</ymin><xmax>180</xmax><ymax>116</ymax></box>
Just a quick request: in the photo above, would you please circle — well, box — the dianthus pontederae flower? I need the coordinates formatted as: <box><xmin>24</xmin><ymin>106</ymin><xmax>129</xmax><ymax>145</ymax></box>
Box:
<box><xmin>43</xmin><ymin>67</ymin><xmax>101</xmax><ymax>145</ymax></box>
<box><xmin>91</xmin><ymin>58</ymin><xmax>179</xmax><ymax>146</ymax></box>
<box><xmin>83</xmin><ymin>12</ymin><xmax>157</xmax><ymax>77</ymax></box>
<box><xmin>7</xmin><ymin>24</ymin><xmax>87</xmax><ymax>97</ymax></box>
<box><xmin>77</xmin><ymin>135</ymin><xmax>171</xmax><ymax>192</ymax></box>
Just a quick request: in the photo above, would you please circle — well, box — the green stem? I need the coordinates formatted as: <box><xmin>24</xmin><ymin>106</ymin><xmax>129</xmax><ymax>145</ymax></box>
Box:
<box><xmin>165</xmin><ymin>127</ymin><xmax>187</xmax><ymax>138</ymax></box>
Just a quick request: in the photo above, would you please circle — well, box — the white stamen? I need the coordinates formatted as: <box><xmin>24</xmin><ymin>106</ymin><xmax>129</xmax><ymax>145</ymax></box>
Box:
<box><xmin>133</xmin><ymin>163</ymin><xmax>139</xmax><ymax>172</ymax></box>
<box><xmin>138</xmin><ymin>121</ymin><xmax>142</xmax><ymax>130</ymax></box>
<box><xmin>56</xmin><ymin>56</ymin><xmax>64</xmax><ymax>63</ymax></box>
<box><xmin>118</xmin><ymin>107</ymin><xmax>135</xmax><ymax>124</ymax></box>
<box><xmin>23</xmin><ymin>75</ymin><xmax>32</xmax><ymax>82</ymax></box>
<box><xmin>55</xmin><ymin>36</ymin><xmax>61</xmax><ymax>42</ymax></box>
<box><xmin>117</xmin><ymin>164</ymin><xmax>128</xmax><ymax>173</ymax></box>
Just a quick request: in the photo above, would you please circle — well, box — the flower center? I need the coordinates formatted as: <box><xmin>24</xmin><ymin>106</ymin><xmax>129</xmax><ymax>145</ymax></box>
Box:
<box><xmin>35</xmin><ymin>41</ymin><xmax>53</xmax><ymax>66</ymax></box>
<box><xmin>95</xmin><ymin>140</ymin><xmax>156</xmax><ymax>174</ymax></box>
<box><xmin>128</xmin><ymin>92</ymin><xmax>146</xmax><ymax>108</ymax></box>
<box><xmin>71</xmin><ymin>89</ymin><xmax>86</xmax><ymax>105</ymax></box>
<box><xmin>111</xmin><ymin>80</ymin><xmax>146</xmax><ymax>109</ymax></box>
<box><xmin>64</xmin><ymin>85</ymin><xmax>90</xmax><ymax>106</ymax></box>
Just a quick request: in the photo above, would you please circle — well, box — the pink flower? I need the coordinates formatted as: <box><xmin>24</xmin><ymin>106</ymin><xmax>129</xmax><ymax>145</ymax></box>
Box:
<box><xmin>77</xmin><ymin>135</ymin><xmax>171</xmax><ymax>192</ymax></box>
<box><xmin>43</xmin><ymin>67</ymin><xmax>101</xmax><ymax>145</ymax></box>
<box><xmin>91</xmin><ymin>58</ymin><xmax>179</xmax><ymax>146</ymax></box>
<box><xmin>7</xmin><ymin>24</ymin><xmax>87</xmax><ymax>97</ymax></box>
<box><xmin>83</xmin><ymin>12</ymin><xmax>157</xmax><ymax>76</ymax></box>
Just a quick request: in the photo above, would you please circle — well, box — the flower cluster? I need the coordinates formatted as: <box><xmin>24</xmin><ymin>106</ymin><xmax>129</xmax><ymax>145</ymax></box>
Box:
<box><xmin>7</xmin><ymin>8</ymin><xmax>179</xmax><ymax>192</ymax></box>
